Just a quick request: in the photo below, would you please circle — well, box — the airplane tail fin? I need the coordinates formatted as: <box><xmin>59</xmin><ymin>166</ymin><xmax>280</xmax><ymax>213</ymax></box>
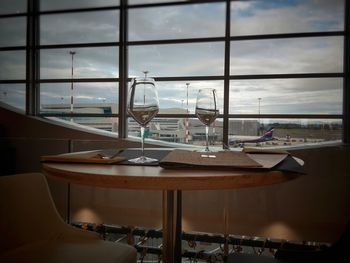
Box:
<box><xmin>261</xmin><ymin>128</ymin><xmax>274</xmax><ymax>140</ymax></box>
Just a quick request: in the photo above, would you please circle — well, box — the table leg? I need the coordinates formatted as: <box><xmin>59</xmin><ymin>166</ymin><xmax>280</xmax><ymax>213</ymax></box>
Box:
<box><xmin>175</xmin><ymin>191</ymin><xmax>182</xmax><ymax>262</ymax></box>
<box><xmin>162</xmin><ymin>190</ymin><xmax>182</xmax><ymax>263</ymax></box>
<box><xmin>67</xmin><ymin>182</ymin><xmax>71</xmax><ymax>224</ymax></box>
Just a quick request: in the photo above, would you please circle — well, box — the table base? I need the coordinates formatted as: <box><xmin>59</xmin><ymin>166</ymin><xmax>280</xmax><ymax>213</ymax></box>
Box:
<box><xmin>163</xmin><ymin>190</ymin><xmax>182</xmax><ymax>263</ymax></box>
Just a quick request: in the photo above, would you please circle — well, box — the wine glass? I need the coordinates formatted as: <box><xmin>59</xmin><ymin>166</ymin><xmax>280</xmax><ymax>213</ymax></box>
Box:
<box><xmin>127</xmin><ymin>73</ymin><xmax>159</xmax><ymax>163</ymax></box>
<box><xmin>195</xmin><ymin>88</ymin><xmax>219</xmax><ymax>152</ymax></box>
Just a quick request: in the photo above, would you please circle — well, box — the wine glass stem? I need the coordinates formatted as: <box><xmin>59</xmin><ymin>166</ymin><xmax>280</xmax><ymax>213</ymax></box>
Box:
<box><xmin>205</xmin><ymin>125</ymin><xmax>210</xmax><ymax>152</ymax></box>
<box><xmin>141</xmin><ymin>126</ymin><xmax>145</xmax><ymax>157</ymax></box>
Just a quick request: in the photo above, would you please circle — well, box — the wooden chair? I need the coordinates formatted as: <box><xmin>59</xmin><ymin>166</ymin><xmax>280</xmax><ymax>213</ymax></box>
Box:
<box><xmin>0</xmin><ymin>173</ymin><xmax>137</xmax><ymax>263</ymax></box>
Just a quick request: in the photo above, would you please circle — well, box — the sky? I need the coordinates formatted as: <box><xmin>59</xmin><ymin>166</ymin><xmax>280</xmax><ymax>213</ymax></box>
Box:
<box><xmin>0</xmin><ymin>0</ymin><xmax>345</xmax><ymax>116</ymax></box>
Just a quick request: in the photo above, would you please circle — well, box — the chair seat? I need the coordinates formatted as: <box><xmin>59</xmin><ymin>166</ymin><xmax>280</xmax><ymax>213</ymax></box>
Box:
<box><xmin>0</xmin><ymin>239</ymin><xmax>136</xmax><ymax>263</ymax></box>
<box><xmin>0</xmin><ymin>173</ymin><xmax>137</xmax><ymax>263</ymax></box>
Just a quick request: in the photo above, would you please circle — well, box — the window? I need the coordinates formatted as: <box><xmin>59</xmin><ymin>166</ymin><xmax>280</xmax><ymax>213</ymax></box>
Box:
<box><xmin>0</xmin><ymin>0</ymin><xmax>348</xmax><ymax>146</ymax></box>
<box><xmin>0</xmin><ymin>1</ymin><xmax>26</xmax><ymax>111</ymax></box>
<box><xmin>129</xmin><ymin>43</ymin><xmax>224</xmax><ymax>77</ymax></box>
<box><xmin>36</xmin><ymin>2</ymin><xmax>120</xmax><ymax>131</ymax></box>
<box><xmin>0</xmin><ymin>17</ymin><xmax>26</xmax><ymax>47</ymax></box>
<box><xmin>128</xmin><ymin>3</ymin><xmax>225</xmax><ymax>40</ymax></box>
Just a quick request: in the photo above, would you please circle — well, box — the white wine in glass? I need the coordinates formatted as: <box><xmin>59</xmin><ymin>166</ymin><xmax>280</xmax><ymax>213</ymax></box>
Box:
<box><xmin>195</xmin><ymin>88</ymin><xmax>219</xmax><ymax>152</ymax></box>
<box><xmin>128</xmin><ymin>74</ymin><xmax>159</xmax><ymax>163</ymax></box>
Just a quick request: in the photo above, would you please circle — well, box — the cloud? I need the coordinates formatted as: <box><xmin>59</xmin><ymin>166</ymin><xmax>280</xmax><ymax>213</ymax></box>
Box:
<box><xmin>156</xmin><ymin>81</ymin><xmax>224</xmax><ymax>113</ymax></box>
<box><xmin>40</xmin><ymin>82</ymin><xmax>119</xmax><ymax>105</ymax></box>
<box><xmin>40</xmin><ymin>10</ymin><xmax>119</xmax><ymax>45</ymax></box>
<box><xmin>40</xmin><ymin>0</ymin><xmax>119</xmax><ymax>11</ymax></box>
<box><xmin>0</xmin><ymin>0</ymin><xmax>26</xmax><ymax>14</ymax></box>
<box><xmin>0</xmin><ymin>51</ymin><xmax>26</xmax><ymax>80</ymax></box>
<box><xmin>0</xmin><ymin>84</ymin><xmax>26</xmax><ymax>110</ymax></box>
<box><xmin>229</xmin><ymin>78</ymin><xmax>342</xmax><ymax>114</ymax></box>
<box><xmin>40</xmin><ymin>47</ymin><xmax>118</xmax><ymax>79</ymax></box>
<box><xmin>129</xmin><ymin>2</ymin><xmax>225</xmax><ymax>40</ymax></box>
<box><xmin>231</xmin><ymin>0</ymin><xmax>343</xmax><ymax>35</ymax></box>
<box><xmin>1</xmin><ymin>0</ymin><xmax>345</xmax><ymax>117</ymax></box>
<box><xmin>230</xmin><ymin>37</ymin><xmax>343</xmax><ymax>75</ymax></box>
<box><xmin>129</xmin><ymin>43</ymin><xmax>224</xmax><ymax>77</ymax></box>
<box><xmin>0</xmin><ymin>17</ymin><xmax>26</xmax><ymax>47</ymax></box>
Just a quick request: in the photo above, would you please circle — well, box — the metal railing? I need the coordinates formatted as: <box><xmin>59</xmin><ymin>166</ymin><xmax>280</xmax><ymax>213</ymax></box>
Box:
<box><xmin>72</xmin><ymin>222</ymin><xmax>329</xmax><ymax>262</ymax></box>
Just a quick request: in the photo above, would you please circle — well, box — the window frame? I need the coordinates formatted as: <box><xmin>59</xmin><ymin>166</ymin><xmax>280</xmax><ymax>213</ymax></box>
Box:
<box><xmin>0</xmin><ymin>0</ymin><xmax>348</xmax><ymax>144</ymax></box>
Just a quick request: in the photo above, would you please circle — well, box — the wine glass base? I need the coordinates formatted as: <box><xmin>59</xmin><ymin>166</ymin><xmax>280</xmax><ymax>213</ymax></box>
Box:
<box><xmin>196</xmin><ymin>147</ymin><xmax>219</xmax><ymax>153</ymax></box>
<box><xmin>196</xmin><ymin>148</ymin><xmax>211</xmax><ymax>153</ymax></box>
<box><xmin>128</xmin><ymin>156</ymin><xmax>158</xmax><ymax>164</ymax></box>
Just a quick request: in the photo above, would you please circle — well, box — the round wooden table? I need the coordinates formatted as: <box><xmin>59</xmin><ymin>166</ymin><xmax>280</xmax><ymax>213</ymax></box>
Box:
<box><xmin>43</xmin><ymin>160</ymin><xmax>301</xmax><ymax>263</ymax></box>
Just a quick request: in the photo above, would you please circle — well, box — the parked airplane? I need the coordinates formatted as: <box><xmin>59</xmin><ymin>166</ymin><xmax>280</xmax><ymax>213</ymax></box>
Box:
<box><xmin>228</xmin><ymin>128</ymin><xmax>276</xmax><ymax>147</ymax></box>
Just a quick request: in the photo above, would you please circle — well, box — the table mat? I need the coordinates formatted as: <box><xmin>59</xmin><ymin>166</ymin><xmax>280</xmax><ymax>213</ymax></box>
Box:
<box><xmin>273</xmin><ymin>155</ymin><xmax>306</xmax><ymax>174</ymax></box>
<box><xmin>41</xmin><ymin>149</ymin><xmax>127</xmax><ymax>164</ymax></box>
<box><xmin>41</xmin><ymin>148</ymin><xmax>305</xmax><ymax>173</ymax></box>
<box><xmin>159</xmin><ymin>149</ymin><xmax>264</xmax><ymax>169</ymax></box>
<box><xmin>247</xmin><ymin>153</ymin><xmax>288</xmax><ymax>169</ymax></box>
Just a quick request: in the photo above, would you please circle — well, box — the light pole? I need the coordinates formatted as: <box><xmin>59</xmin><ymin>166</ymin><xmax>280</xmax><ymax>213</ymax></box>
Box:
<box><xmin>142</xmin><ymin>70</ymin><xmax>148</xmax><ymax>79</ymax></box>
<box><xmin>185</xmin><ymin>83</ymin><xmax>190</xmax><ymax>144</ymax></box>
<box><xmin>142</xmin><ymin>71</ymin><xmax>148</xmax><ymax>104</ymax></box>
<box><xmin>0</xmin><ymin>91</ymin><xmax>7</xmax><ymax>104</ymax></box>
<box><xmin>258</xmin><ymin>97</ymin><xmax>262</xmax><ymax>135</ymax></box>
<box><xmin>69</xmin><ymin>51</ymin><xmax>76</xmax><ymax>122</ymax></box>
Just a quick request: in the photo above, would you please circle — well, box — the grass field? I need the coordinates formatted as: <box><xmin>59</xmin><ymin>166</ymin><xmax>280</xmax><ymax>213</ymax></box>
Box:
<box><xmin>274</xmin><ymin>128</ymin><xmax>342</xmax><ymax>141</ymax></box>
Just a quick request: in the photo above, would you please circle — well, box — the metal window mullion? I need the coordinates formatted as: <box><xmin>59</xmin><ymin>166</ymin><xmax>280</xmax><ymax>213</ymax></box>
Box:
<box><xmin>38</xmin><ymin>6</ymin><xmax>121</xmax><ymax>15</ymax></box>
<box><xmin>118</xmin><ymin>0</ymin><xmax>128</xmax><ymax>138</ymax></box>
<box><xmin>222</xmin><ymin>0</ymin><xmax>230</xmax><ymax>148</ymax></box>
<box><xmin>38</xmin><ymin>78</ymin><xmax>119</xmax><ymax>83</ymax></box>
<box><xmin>39</xmin><ymin>113</ymin><xmax>118</xmax><ymax>118</ymax></box>
<box><xmin>227</xmin><ymin>114</ymin><xmax>342</xmax><ymax>119</ymax></box>
<box><xmin>230</xmin><ymin>73</ymin><xmax>343</xmax><ymax>80</ymax></box>
<box><xmin>128</xmin><ymin>0</ymin><xmax>225</xmax><ymax>9</ymax></box>
<box><xmin>344</xmin><ymin>0</ymin><xmax>350</xmax><ymax>143</ymax></box>
<box><xmin>38</xmin><ymin>42</ymin><xmax>120</xmax><ymax>49</ymax></box>
<box><xmin>127</xmin><ymin>37</ymin><xmax>225</xmax><ymax>46</ymax></box>
<box><xmin>0</xmin><ymin>13</ymin><xmax>27</xmax><ymax>18</ymax></box>
<box><xmin>26</xmin><ymin>0</ymin><xmax>32</xmax><ymax>115</ymax></box>
<box><xmin>0</xmin><ymin>46</ymin><xmax>27</xmax><ymax>51</ymax></box>
<box><xmin>26</xmin><ymin>0</ymin><xmax>39</xmax><ymax>116</ymax></box>
<box><xmin>229</xmin><ymin>31</ymin><xmax>343</xmax><ymax>41</ymax></box>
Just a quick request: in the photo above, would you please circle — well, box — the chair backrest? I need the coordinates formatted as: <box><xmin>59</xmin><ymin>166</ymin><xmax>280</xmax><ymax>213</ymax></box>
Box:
<box><xmin>0</xmin><ymin>173</ymin><xmax>68</xmax><ymax>252</ymax></box>
<box><xmin>332</xmin><ymin>220</ymin><xmax>350</xmax><ymax>256</ymax></box>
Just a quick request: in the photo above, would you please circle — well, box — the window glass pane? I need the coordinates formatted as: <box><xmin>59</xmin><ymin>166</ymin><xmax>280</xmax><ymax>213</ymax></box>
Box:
<box><xmin>229</xmin><ymin>78</ymin><xmax>343</xmax><ymax>115</ymax></box>
<box><xmin>129</xmin><ymin>43</ymin><xmax>224</xmax><ymax>77</ymax></box>
<box><xmin>46</xmin><ymin>116</ymin><xmax>119</xmax><ymax>133</ymax></box>
<box><xmin>0</xmin><ymin>51</ymin><xmax>26</xmax><ymax>80</ymax></box>
<box><xmin>40</xmin><ymin>47</ymin><xmax>118</xmax><ymax>79</ymax></box>
<box><xmin>40</xmin><ymin>0</ymin><xmax>119</xmax><ymax>11</ymax></box>
<box><xmin>128</xmin><ymin>117</ymin><xmax>223</xmax><ymax>148</ymax></box>
<box><xmin>0</xmin><ymin>84</ymin><xmax>25</xmax><ymax>111</ymax></box>
<box><xmin>40</xmin><ymin>11</ymin><xmax>119</xmax><ymax>45</ymax></box>
<box><xmin>127</xmin><ymin>80</ymin><xmax>224</xmax><ymax>147</ymax></box>
<box><xmin>0</xmin><ymin>17</ymin><xmax>26</xmax><ymax>47</ymax></box>
<box><xmin>0</xmin><ymin>0</ymin><xmax>26</xmax><ymax>15</ymax></box>
<box><xmin>228</xmin><ymin>118</ymin><xmax>342</xmax><ymax>147</ymax></box>
<box><xmin>152</xmin><ymin>80</ymin><xmax>224</xmax><ymax>114</ymax></box>
<box><xmin>231</xmin><ymin>0</ymin><xmax>344</xmax><ymax>36</ymax></box>
<box><xmin>230</xmin><ymin>37</ymin><xmax>343</xmax><ymax>75</ymax></box>
<box><xmin>129</xmin><ymin>3</ymin><xmax>225</xmax><ymax>41</ymax></box>
<box><xmin>40</xmin><ymin>82</ymin><xmax>119</xmax><ymax>114</ymax></box>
